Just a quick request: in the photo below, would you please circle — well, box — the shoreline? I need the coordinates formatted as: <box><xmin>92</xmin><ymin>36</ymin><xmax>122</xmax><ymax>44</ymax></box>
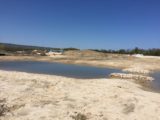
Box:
<box><xmin>0</xmin><ymin>55</ymin><xmax>160</xmax><ymax>70</ymax></box>
<box><xmin>0</xmin><ymin>56</ymin><xmax>159</xmax><ymax>91</ymax></box>
<box><xmin>0</xmin><ymin>68</ymin><xmax>157</xmax><ymax>93</ymax></box>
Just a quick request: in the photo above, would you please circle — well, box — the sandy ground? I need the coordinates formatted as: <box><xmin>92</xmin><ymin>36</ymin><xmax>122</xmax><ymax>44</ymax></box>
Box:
<box><xmin>0</xmin><ymin>55</ymin><xmax>160</xmax><ymax>71</ymax></box>
<box><xmin>0</xmin><ymin>70</ymin><xmax>160</xmax><ymax>120</ymax></box>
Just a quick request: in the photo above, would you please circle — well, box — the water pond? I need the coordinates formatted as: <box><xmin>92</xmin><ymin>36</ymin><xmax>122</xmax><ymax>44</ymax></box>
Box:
<box><xmin>0</xmin><ymin>61</ymin><xmax>159</xmax><ymax>91</ymax></box>
<box><xmin>150</xmin><ymin>71</ymin><xmax>160</xmax><ymax>91</ymax></box>
<box><xmin>0</xmin><ymin>61</ymin><xmax>121</xmax><ymax>79</ymax></box>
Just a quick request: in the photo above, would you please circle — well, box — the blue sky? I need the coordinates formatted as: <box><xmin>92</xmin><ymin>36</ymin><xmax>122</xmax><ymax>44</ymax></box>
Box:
<box><xmin>0</xmin><ymin>0</ymin><xmax>160</xmax><ymax>49</ymax></box>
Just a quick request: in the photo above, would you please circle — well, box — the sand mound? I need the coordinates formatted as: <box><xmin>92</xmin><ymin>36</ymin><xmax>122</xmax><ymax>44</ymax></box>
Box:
<box><xmin>63</xmin><ymin>50</ymin><xmax>107</xmax><ymax>58</ymax></box>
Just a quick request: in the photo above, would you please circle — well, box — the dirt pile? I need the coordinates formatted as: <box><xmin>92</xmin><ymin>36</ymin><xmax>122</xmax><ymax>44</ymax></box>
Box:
<box><xmin>63</xmin><ymin>50</ymin><xmax>107</xmax><ymax>58</ymax></box>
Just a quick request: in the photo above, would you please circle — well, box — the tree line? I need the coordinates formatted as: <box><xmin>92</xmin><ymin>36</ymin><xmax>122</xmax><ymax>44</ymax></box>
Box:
<box><xmin>0</xmin><ymin>43</ymin><xmax>79</xmax><ymax>52</ymax></box>
<box><xmin>0</xmin><ymin>43</ymin><xmax>52</xmax><ymax>52</ymax></box>
<box><xmin>0</xmin><ymin>43</ymin><xmax>160</xmax><ymax>56</ymax></box>
<box><xmin>92</xmin><ymin>47</ymin><xmax>160</xmax><ymax>56</ymax></box>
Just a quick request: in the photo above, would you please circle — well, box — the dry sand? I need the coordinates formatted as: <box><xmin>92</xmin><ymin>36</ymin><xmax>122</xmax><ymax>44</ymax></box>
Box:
<box><xmin>0</xmin><ymin>70</ymin><xmax>160</xmax><ymax>120</ymax></box>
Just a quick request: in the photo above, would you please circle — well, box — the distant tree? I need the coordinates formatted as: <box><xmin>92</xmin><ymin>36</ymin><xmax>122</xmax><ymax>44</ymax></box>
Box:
<box><xmin>63</xmin><ymin>48</ymin><xmax>80</xmax><ymax>51</ymax></box>
<box><xmin>0</xmin><ymin>44</ymin><xmax>5</xmax><ymax>50</ymax></box>
<box><xmin>118</xmin><ymin>49</ymin><xmax>126</xmax><ymax>54</ymax></box>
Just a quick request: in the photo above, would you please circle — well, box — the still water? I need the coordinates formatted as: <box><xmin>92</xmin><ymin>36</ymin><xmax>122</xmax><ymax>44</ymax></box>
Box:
<box><xmin>0</xmin><ymin>61</ymin><xmax>159</xmax><ymax>90</ymax></box>
<box><xmin>150</xmin><ymin>71</ymin><xmax>160</xmax><ymax>91</ymax></box>
<box><xmin>0</xmin><ymin>61</ymin><xmax>121</xmax><ymax>79</ymax></box>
